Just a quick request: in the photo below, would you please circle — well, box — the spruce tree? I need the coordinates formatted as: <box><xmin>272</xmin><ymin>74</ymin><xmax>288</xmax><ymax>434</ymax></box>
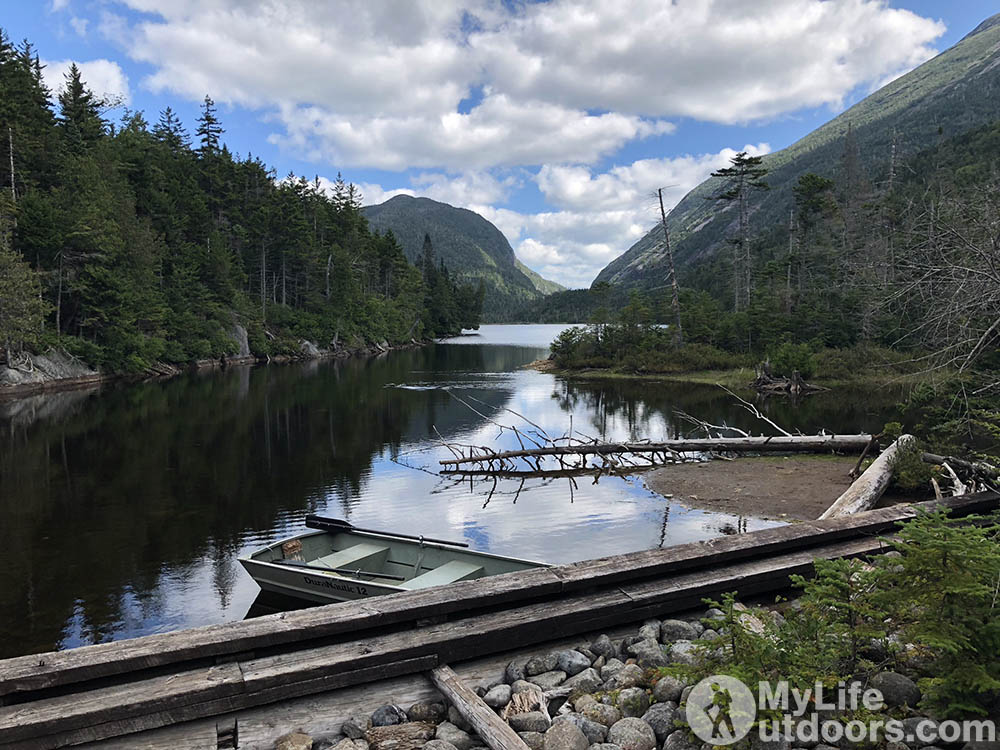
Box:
<box><xmin>56</xmin><ymin>63</ymin><xmax>104</xmax><ymax>151</ymax></box>
<box><xmin>195</xmin><ymin>95</ymin><xmax>223</xmax><ymax>156</ymax></box>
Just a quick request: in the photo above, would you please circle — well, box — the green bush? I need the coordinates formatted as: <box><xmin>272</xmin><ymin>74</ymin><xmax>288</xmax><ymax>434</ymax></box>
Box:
<box><xmin>769</xmin><ymin>341</ymin><xmax>815</xmax><ymax>378</ymax></box>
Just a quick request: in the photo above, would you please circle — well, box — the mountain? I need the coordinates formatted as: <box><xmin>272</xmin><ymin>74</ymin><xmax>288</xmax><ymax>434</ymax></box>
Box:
<box><xmin>362</xmin><ymin>195</ymin><xmax>562</xmax><ymax>320</ymax></box>
<box><xmin>595</xmin><ymin>13</ymin><xmax>1000</xmax><ymax>289</ymax></box>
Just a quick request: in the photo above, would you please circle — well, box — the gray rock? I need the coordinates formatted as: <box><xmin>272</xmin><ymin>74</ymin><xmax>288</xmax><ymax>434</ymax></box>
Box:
<box><xmin>529</xmin><ymin>670</ymin><xmax>568</xmax><ymax>691</ymax></box>
<box><xmin>519</xmin><ymin>732</ymin><xmax>545</xmax><ymax>750</ymax></box>
<box><xmin>652</xmin><ymin>676</ymin><xmax>685</xmax><ymax>703</ymax></box>
<box><xmin>582</xmin><ymin>702</ymin><xmax>622</xmax><ymax>727</ymax></box>
<box><xmin>628</xmin><ymin>639</ymin><xmax>670</xmax><ymax>670</ymax></box>
<box><xmin>510</xmin><ymin>711</ymin><xmax>553</xmax><ymax>733</ymax></box>
<box><xmin>574</xmin><ymin>694</ymin><xmax>598</xmax><ymax>712</ymax></box>
<box><xmin>558</xmin><ymin>650</ymin><xmax>594</xmax><ymax>677</ymax></box>
<box><xmin>619</xmin><ymin>636</ymin><xmax>644</xmax><ymax>659</ymax></box>
<box><xmin>639</xmin><ymin>620</ymin><xmax>662</xmax><ymax>642</ymax></box>
<box><xmin>555</xmin><ymin>714</ymin><xmax>609</xmax><ymax>744</ymax></box>
<box><xmin>607</xmin><ymin>718</ymin><xmax>657</xmax><ymax>750</ymax></box>
<box><xmin>544</xmin><ymin>721</ymin><xmax>591</xmax><ymax>750</ymax></box>
<box><xmin>593</xmin><ymin>656</ymin><xmax>607</xmax><ymax>670</ymax></box>
<box><xmin>680</xmin><ymin>686</ymin><xmax>693</xmax><ymax>704</ymax></box>
<box><xmin>872</xmin><ymin>672</ymin><xmax>921</xmax><ymax>708</ymax></box>
<box><xmin>408</xmin><ymin>701</ymin><xmax>447</xmax><ymax>724</ymax></box>
<box><xmin>436</xmin><ymin>722</ymin><xmax>474</xmax><ymax>750</ymax></box>
<box><xmin>484</xmin><ymin>684</ymin><xmax>513</xmax><ymax>710</ymax></box>
<box><xmin>751</xmin><ymin>735</ymin><xmax>791</xmax><ymax>750</ymax></box>
<box><xmin>886</xmin><ymin>743</ymin><xmax>909</xmax><ymax>750</ymax></box>
<box><xmin>617</xmin><ymin>688</ymin><xmax>650</xmax><ymax>718</ymax></box>
<box><xmin>527</xmin><ymin>653</ymin><xmax>560</xmax><ymax>676</ymax></box>
<box><xmin>601</xmin><ymin>659</ymin><xmax>626</xmax><ymax>681</ymax></box>
<box><xmin>604</xmin><ymin>664</ymin><xmax>645</xmax><ymax>690</ymax></box>
<box><xmin>660</xmin><ymin>620</ymin><xmax>700</xmax><ymax>643</ymax></box>
<box><xmin>328</xmin><ymin>739</ymin><xmax>360</xmax><ymax>750</ymax></box>
<box><xmin>591</xmin><ymin>745</ymin><xmax>623</xmax><ymax>750</ymax></box>
<box><xmin>424</xmin><ymin>742</ymin><xmax>460</xmax><ymax>750</ymax></box>
<box><xmin>341</xmin><ymin>716</ymin><xmax>371</xmax><ymax>739</ymax></box>
<box><xmin>960</xmin><ymin>744</ymin><xmax>1000</xmax><ymax>750</ymax></box>
<box><xmin>275</xmin><ymin>732</ymin><xmax>314</xmax><ymax>750</ymax></box>
<box><xmin>513</xmin><ymin>679</ymin><xmax>539</xmax><ymax>694</ymax></box>
<box><xmin>698</xmin><ymin>629</ymin><xmax>720</xmax><ymax>641</ymax></box>
<box><xmin>371</xmin><ymin>705</ymin><xmax>408</xmax><ymax>727</ymax></box>
<box><xmin>564</xmin><ymin>668</ymin><xmax>603</xmax><ymax>693</ymax></box>
<box><xmin>668</xmin><ymin>641</ymin><xmax>699</xmax><ymax>666</ymax></box>
<box><xmin>591</xmin><ymin>635</ymin><xmax>617</xmax><ymax>659</ymax></box>
<box><xmin>448</xmin><ymin>706</ymin><xmax>473</xmax><ymax>733</ymax></box>
<box><xmin>662</xmin><ymin>730</ymin><xmax>699</xmax><ymax>750</ymax></box>
<box><xmin>641</xmin><ymin>702</ymin><xmax>677</xmax><ymax>742</ymax></box>
<box><xmin>506</xmin><ymin>660</ymin><xmax>527</xmax><ymax>684</ymax></box>
<box><xmin>812</xmin><ymin>744</ymin><xmax>838</xmax><ymax>750</ymax></box>
<box><xmin>903</xmin><ymin>718</ymin><xmax>940</xmax><ymax>746</ymax></box>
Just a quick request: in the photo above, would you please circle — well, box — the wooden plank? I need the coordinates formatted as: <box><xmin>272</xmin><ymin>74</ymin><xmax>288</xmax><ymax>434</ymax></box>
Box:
<box><xmin>820</xmin><ymin>435</ymin><xmax>918</xmax><ymax>518</ymax></box>
<box><xmin>2</xmin><ymin>492</ymin><xmax>996</xmax><ymax>700</ymax></box>
<box><xmin>72</xmin><ymin>719</ymin><xmax>219</xmax><ymax>750</ymax></box>
<box><xmin>439</xmin><ymin>434</ymin><xmax>874</xmax><ymax>466</ymax></box>
<box><xmin>428</xmin><ymin>665</ymin><xmax>529</xmax><ymax>750</ymax></box>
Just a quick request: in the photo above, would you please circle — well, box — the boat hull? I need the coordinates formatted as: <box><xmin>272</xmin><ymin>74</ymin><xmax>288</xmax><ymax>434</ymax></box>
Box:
<box><xmin>240</xmin><ymin>557</ymin><xmax>405</xmax><ymax>603</ymax></box>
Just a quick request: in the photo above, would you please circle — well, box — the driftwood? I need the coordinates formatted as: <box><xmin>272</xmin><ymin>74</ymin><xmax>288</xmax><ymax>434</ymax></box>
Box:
<box><xmin>750</xmin><ymin>361</ymin><xmax>828</xmax><ymax>395</ymax></box>
<box><xmin>819</xmin><ymin>435</ymin><xmax>917</xmax><ymax>518</ymax></box>
<box><xmin>428</xmin><ymin>665</ymin><xmax>531</xmax><ymax>750</ymax></box>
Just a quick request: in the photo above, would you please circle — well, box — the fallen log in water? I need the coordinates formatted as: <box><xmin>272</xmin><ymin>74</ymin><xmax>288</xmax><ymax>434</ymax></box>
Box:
<box><xmin>819</xmin><ymin>435</ymin><xmax>917</xmax><ymax>519</ymax></box>
<box><xmin>439</xmin><ymin>434</ymin><xmax>873</xmax><ymax>467</ymax></box>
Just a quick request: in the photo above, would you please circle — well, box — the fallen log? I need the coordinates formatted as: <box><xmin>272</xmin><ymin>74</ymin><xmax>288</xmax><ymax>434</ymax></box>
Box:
<box><xmin>428</xmin><ymin>665</ymin><xmax>529</xmax><ymax>750</ymax></box>
<box><xmin>819</xmin><ymin>435</ymin><xmax>917</xmax><ymax>519</ymax></box>
<box><xmin>439</xmin><ymin>434</ymin><xmax>873</xmax><ymax>467</ymax></box>
<box><xmin>922</xmin><ymin>453</ymin><xmax>1000</xmax><ymax>481</ymax></box>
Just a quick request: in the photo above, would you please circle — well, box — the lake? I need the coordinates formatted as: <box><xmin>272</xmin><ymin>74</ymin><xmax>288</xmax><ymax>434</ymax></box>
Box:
<box><xmin>0</xmin><ymin>324</ymin><xmax>903</xmax><ymax>657</ymax></box>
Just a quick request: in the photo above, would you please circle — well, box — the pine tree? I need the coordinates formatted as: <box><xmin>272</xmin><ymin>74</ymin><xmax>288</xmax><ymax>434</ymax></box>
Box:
<box><xmin>0</xmin><ymin>193</ymin><xmax>47</xmax><ymax>361</ymax></box>
<box><xmin>56</xmin><ymin>63</ymin><xmax>105</xmax><ymax>151</ymax></box>
<box><xmin>195</xmin><ymin>95</ymin><xmax>223</xmax><ymax>156</ymax></box>
<box><xmin>153</xmin><ymin>107</ymin><xmax>191</xmax><ymax>152</ymax></box>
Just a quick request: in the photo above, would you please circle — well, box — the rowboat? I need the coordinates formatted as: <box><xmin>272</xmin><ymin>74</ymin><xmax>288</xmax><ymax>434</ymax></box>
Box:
<box><xmin>239</xmin><ymin>515</ymin><xmax>547</xmax><ymax>604</ymax></box>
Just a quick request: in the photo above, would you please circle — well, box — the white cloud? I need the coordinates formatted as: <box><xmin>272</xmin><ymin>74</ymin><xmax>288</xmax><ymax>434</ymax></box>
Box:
<box><xmin>42</xmin><ymin>59</ymin><xmax>132</xmax><ymax>105</ymax></box>
<box><xmin>109</xmin><ymin>0</ymin><xmax>943</xmax><ymax>170</ymax></box>
<box><xmin>69</xmin><ymin>16</ymin><xmax>89</xmax><ymax>37</ymax></box>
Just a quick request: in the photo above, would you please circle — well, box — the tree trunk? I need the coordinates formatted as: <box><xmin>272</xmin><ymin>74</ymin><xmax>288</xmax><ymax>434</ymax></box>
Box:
<box><xmin>818</xmin><ymin>435</ymin><xmax>916</xmax><ymax>519</ymax></box>
<box><xmin>658</xmin><ymin>187</ymin><xmax>683</xmax><ymax>345</ymax></box>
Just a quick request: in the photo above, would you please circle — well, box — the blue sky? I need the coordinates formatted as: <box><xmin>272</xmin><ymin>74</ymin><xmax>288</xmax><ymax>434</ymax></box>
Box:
<box><xmin>4</xmin><ymin>1</ymin><xmax>996</xmax><ymax>288</ymax></box>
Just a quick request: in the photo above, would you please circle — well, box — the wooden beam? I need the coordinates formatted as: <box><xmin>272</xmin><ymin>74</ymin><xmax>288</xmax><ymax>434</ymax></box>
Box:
<box><xmin>440</xmin><ymin>435</ymin><xmax>874</xmax><ymax>466</ymax></box>
<box><xmin>427</xmin><ymin>665</ymin><xmax>530</xmax><ymax>750</ymax></box>
<box><xmin>2</xmin><ymin>492</ymin><xmax>996</xmax><ymax>701</ymax></box>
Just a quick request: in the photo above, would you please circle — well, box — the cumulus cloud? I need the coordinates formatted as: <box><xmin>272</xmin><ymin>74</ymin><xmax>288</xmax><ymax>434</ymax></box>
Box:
<box><xmin>109</xmin><ymin>0</ymin><xmax>942</xmax><ymax>169</ymax></box>
<box><xmin>42</xmin><ymin>58</ymin><xmax>132</xmax><ymax>105</ymax></box>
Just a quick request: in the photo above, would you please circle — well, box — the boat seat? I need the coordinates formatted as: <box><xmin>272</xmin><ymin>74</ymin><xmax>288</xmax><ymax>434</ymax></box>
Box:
<box><xmin>398</xmin><ymin>560</ymin><xmax>484</xmax><ymax>590</ymax></box>
<box><xmin>312</xmin><ymin>543</ymin><xmax>389</xmax><ymax>572</ymax></box>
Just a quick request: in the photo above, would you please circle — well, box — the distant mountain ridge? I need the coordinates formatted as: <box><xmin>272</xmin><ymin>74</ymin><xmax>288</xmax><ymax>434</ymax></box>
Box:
<box><xmin>362</xmin><ymin>195</ymin><xmax>563</xmax><ymax>320</ymax></box>
<box><xmin>595</xmin><ymin>12</ymin><xmax>1000</xmax><ymax>289</ymax></box>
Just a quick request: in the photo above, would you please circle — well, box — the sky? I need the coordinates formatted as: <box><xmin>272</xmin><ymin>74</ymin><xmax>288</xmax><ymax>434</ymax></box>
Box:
<box><xmin>4</xmin><ymin>1</ymin><xmax>996</xmax><ymax>289</ymax></box>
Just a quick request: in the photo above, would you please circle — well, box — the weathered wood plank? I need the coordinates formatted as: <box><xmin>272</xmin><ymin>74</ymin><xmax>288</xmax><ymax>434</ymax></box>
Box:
<box><xmin>72</xmin><ymin>718</ymin><xmax>219</xmax><ymax>750</ymax></box>
<box><xmin>428</xmin><ymin>665</ymin><xmax>529</xmax><ymax>750</ymax></box>
<box><xmin>2</xmin><ymin>492</ymin><xmax>996</xmax><ymax>700</ymax></box>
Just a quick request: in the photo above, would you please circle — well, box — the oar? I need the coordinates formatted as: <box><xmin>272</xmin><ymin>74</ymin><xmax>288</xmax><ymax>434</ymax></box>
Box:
<box><xmin>305</xmin><ymin>515</ymin><xmax>470</xmax><ymax>548</ymax></box>
<box><xmin>273</xmin><ymin>559</ymin><xmax>406</xmax><ymax>581</ymax></box>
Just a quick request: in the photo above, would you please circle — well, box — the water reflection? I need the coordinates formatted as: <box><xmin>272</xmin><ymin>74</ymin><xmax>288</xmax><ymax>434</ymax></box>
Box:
<box><xmin>0</xmin><ymin>326</ymin><xmax>903</xmax><ymax>658</ymax></box>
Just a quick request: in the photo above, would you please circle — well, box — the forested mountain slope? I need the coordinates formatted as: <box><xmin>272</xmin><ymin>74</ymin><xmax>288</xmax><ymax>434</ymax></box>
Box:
<box><xmin>363</xmin><ymin>195</ymin><xmax>563</xmax><ymax>320</ymax></box>
<box><xmin>595</xmin><ymin>12</ymin><xmax>1000</xmax><ymax>289</ymax></box>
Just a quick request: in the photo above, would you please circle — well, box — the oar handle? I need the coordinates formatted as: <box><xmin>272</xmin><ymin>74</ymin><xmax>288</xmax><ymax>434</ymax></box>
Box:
<box><xmin>305</xmin><ymin>515</ymin><xmax>470</xmax><ymax>548</ymax></box>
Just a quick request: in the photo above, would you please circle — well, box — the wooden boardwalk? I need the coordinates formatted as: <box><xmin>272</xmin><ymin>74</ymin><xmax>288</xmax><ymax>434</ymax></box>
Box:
<box><xmin>1</xmin><ymin>492</ymin><xmax>996</xmax><ymax>750</ymax></box>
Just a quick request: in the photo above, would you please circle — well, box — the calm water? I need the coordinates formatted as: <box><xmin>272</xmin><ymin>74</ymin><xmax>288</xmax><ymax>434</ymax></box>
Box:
<box><xmin>0</xmin><ymin>325</ymin><xmax>903</xmax><ymax>657</ymax></box>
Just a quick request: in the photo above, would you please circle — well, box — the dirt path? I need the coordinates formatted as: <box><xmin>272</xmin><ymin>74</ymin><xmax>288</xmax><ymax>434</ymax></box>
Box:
<box><xmin>645</xmin><ymin>455</ymin><xmax>866</xmax><ymax>521</ymax></box>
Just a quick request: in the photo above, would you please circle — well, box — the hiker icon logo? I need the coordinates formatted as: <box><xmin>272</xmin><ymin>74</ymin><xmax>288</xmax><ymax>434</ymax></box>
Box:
<box><xmin>686</xmin><ymin>675</ymin><xmax>756</xmax><ymax>745</ymax></box>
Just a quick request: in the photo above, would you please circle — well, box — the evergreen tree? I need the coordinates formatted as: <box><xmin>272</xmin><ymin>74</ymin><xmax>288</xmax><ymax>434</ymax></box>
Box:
<box><xmin>153</xmin><ymin>107</ymin><xmax>190</xmax><ymax>152</ymax></box>
<box><xmin>195</xmin><ymin>95</ymin><xmax>223</xmax><ymax>156</ymax></box>
<box><xmin>0</xmin><ymin>193</ymin><xmax>46</xmax><ymax>361</ymax></box>
<box><xmin>56</xmin><ymin>63</ymin><xmax>104</xmax><ymax>151</ymax></box>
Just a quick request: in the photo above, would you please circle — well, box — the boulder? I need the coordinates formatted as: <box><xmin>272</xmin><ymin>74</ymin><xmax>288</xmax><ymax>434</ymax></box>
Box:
<box><xmin>527</xmin><ymin>654</ymin><xmax>559</xmax><ymax>676</ymax></box>
<box><xmin>600</xmin><ymin>659</ymin><xmax>626</xmax><ymax>681</ymax></box>
<box><xmin>275</xmin><ymin>732</ymin><xmax>314</xmax><ymax>750</ymax></box>
<box><xmin>554</xmin><ymin>714</ymin><xmax>608</xmax><ymax>744</ymax></box>
<box><xmin>506</xmin><ymin>661</ymin><xmax>527</xmax><ymax>684</ymax></box>
<box><xmin>408</xmin><ymin>702</ymin><xmax>447</xmax><ymax>724</ymax></box>
<box><xmin>448</xmin><ymin>706</ymin><xmax>473</xmax><ymax>733</ymax></box>
<box><xmin>652</xmin><ymin>676</ymin><xmax>685</xmax><ymax>703</ymax></box>
<box><xmin>591</xmin><ymin>635</ymin><xmax>617</xmax><ymax>659</ymax></box>
<box><xmin>628</xmin><ymin>639</ymin><xmax>669</xmax><ymax>670</ymax></box>
<box><xmin>544</xmin><ymin>721</ymin><xmax>590</xmax><ymax>750</ymax></box>
<box><xmin>341</xmin><ymin>716</ymin><xmax>371</xmax><ymax>740</ymax></box>
<box><xmin>607</xmin><ymin>718</ymin><xmax>657</xmax><ymax>750</ymax></box>
<box><xmin>424</xmin><ymin>742</ymin><xmax>460</xmax><ymax>750</ymax></box>
<box><xmin>641</xmin><ymin>702</ymin><xmax>677</xmax><ymax>742</ymax></box>
<box><xmin>871</xmin><ymin>672</ymin><xmax>921</xmax><ymax>709</ymax></box>
<box><xmin>662</xmin><ymin>730</ymin><xmax>699</xmax><ymax>750</ymax></box>
<box><xmin>591</xmin><ymin>746</ymin><xmax>623</xmax><ymax>750</ymax></box>
<box><xmin>509</xmin><ymin>711</ymin><xmax>552</xmax><ymax>733</ymax></box>
<box><xmin>371</xmin><ymin>705</ymin><xmax>408</xmax><ymax>727</ymax></box>
<box><xmin>581</xmin><ymin>702</ymin><xmax>622</xmax><ymax>727</ymax></box>
<box><xmin>484</xmin><ymin>684</ymin><xmax>513</xmax><ymax>710</ymax></box>
<box><xmin>604</xmin><ymin>664</ymin><xmax>645</xmax><ymax>690</ymax></box>
<box><xmin>435</xmin><ymin>722</ymin><xmax>474</xmax><ymax>750</ymax></box>
<box><xmin>617</xmin><ymin>688</ymin><xmax>650</xmax><ymax>718</ymax></box>
<box><xmin>529</xmin><ymin>671</ymin><xmax>568</xmax><ymax>691</ymax></box>
<box><xmin>639</xmin><ymin>620</ymin><xmax>662</xmax><ymax>642</ymax></box>
<box><xmin>557</xmin><ymin>650</ymin><xmax>593</xmax><ymax>677</ymax></box>
<box><xmin>518</xmin><ymin>732</ymin><xmax>545</xmax><ymax>750</ymax></box>
<box><xmin>563</xmin><ymin>668</ymin><xmax>602</xmax><ymax>693</ymax></box>
<box><xmin>660</xmin><ymin>620</ymin><xmax>700</xmax><ymax>643</ymax></box>
<box><xmin>668</xmin><ymin>641</ymin><xmax>699</xmax><ymax>666</ymax></box>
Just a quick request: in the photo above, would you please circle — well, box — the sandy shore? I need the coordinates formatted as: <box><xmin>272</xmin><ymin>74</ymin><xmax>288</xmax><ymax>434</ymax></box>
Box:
<box><xmin>645</xmin><ymin>455</ymin><xmax>868</xmax><ymax>521</ymax></box>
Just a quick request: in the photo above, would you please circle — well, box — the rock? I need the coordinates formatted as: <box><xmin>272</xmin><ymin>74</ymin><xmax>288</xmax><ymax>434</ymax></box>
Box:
<box><xmin>751</xmin><ymin>735</ymin><xmax>791</xmax><ymax>750</ymax></box>
<box><xmin>652</xmin><ymin>676</ymin><xmax>685</xmax><ymax>703</ymax></box>
<box><xmin>628</xmin><ymin>639</ymin><xmax>669</xmax><ymax>670</ymax></box>
<box><xmin>639</xmin><ymin>620</ymin><xmax>662</xmax><ymax>642</ymax></box>
<box><xmin>544</xmin><ymin>721</ymin><xmax>591</xmax><ymax>750</ymax></box>
<box><xmin>607</xmin><ymin>718</ymin><xmax>657</xmax><ymax>750</ymax></box>
<box><xmin>519</xmin><ymin>732</ymin><xmax>545</xmax><ymax>750</ymax></box>
<box><xmin>660</xmin><ymin>620</ymin><xmax>700</xmax><ymax>643</ymax></box>
<box><xmin>510</xmin><ymin>711</ymin><xmax>553</xmax><ymax>733</ymax></box>
<box><xmin>601</xmin><ymin>659</ymin><xmax>626</xmax><ymax>681</ymax></box>
<box><xmin>408</xmin><ymin>702</ymin><xmax>447</xmax><ymax>724</ymax></box>
<box><xmin>563</xmin><ymin>668</ymin><xmax>602</xmax><ymax>693</ymax></box>
<box><xmin>668</xmin><ymin>641</ymin><xmax>699</xmax><ymax>666</ymax></box>
<box><xmin>903</xmin><ymin>718</ymin><xmax>941</xmax><ymax>746</ymax></box>
<box><xmin>448</xmin><ymin>706</ymin><xmax>473</xmax><ymax>733</ymax></box>
<box><xmin>424</xmin><ymin>742</ymin><xmax>460</xmax><ymax>750</ymax></box>
<box><xmin>961</xmin><ymin>744</ymin><xmax>1000</xmax><ymax>750</ymax></box>
<box><xmin>527</xmin><ymin>654</ymin><xmax>560</xmax><ymax>676</ymax></box>
<box><xmin>591</xmin><ymin>635</ymin><xmax>617</xmax><ymax>659</ymax></box>
<box><xmin>342</xmin><ymin>716</ymin><xmax>372</xmax><ymax>740</ymax></box>
<box><xmin>699</xmin><ymin>629</ymin><xmax>720</xmax><ymax>641</ymax></box>
<box><xmin>886</xmin><ymin>743</ymin><xmax>909</xmax><ymax>750</ymax></box>
<box><xmin>513</xmin><ymin>679</ymin><xmax>539</xmax><ymax>694</ymax></box>
<box><xmin>871</xmin><ymin>672</ymin><xmax>921</xmax><ymax>708</ymax></box>
<box><xmin>703</xmin><ymin>608</ymin><xmax>725</xmax><ymax>622</ymax></box>
<box><xmin>591</xmin><ymin>745</ymin><xmax>623</xmax><ymax>750</ymax></box>
<box><xmin>275</xmin><ymin>732</ymin><xmax>314</xmax><ymax>750</ymax></box>
<box><xmin>435</xmin><ymin>722</ymin><xmax>474</xmax><ymax>750</ymax></box>
<box><xmin>593</xmin><ymin>655</ymin><xmax>607</xmax><ymax>670</ymax></box>
<box><xmin>506</xmin><ymin>660</ymin><xmax>527</xmax><ymax>684</ymax></box>
<box><xmin>529</xmin><ymin>670</ymin><xmax>568</xmax><ymax>691</ymax></box>
<box><xmin>574</xmin><ymin>694</ymin><xmax>598</xmax><ymax>712</ymax></box>
<box><xmin>618</xmin><ymin>636</ymin><xmax>644</xmax><ymax>659</ymax></box>
<box><xmin>329</xmin><ymin>739</ymin><xmax>362</xmax><ymax>750</ymax></box>
<box><xmin>555</xmin><ymin>714</ymin><xmax>608</xmax><ymax>744</ymax></box>
<box><xmin>371</xmin><ymin>705</ymin><xmax>408</xmax><ymax>727</ymax></box>
<box><xmin>680</xmin><ymin>686</ymin><xmax>693</xmax><ymax>704</ymax></box>
<box><xmin>484</xmin><ymin>683</ymin><xmax>513</xmax><ymax>709</ymax></box>
<box><xmin>617</xmin><ymin>688</ymin><xmax>650</xmax><ymax>718</ymax></box>
<box><xmin>663</xmin><ymin>730</ymin><xmax>699</xmax><ymax>750</ymax></box>
<box><xmin>581</xmin><ymin>702</ymin><xmax>622</xmax><ymax>727</ymax></box>
<box><xmin>641</xmin><ymin>702</ymin><xmax>677</xmax><ymax>742</ymax></box>
<box><xmin>604</xmin><ymin>664</ymin><xmax>645</xmax><ymax>690</ymax></box>
<box><xmin>578</xmin><ymin>647</ymin><xmax>597</xmax><ymax>662</ymax></box>
<box><xmin>558</xmin><ymin>650</ymin><xmax>593</xmax><ymax>676</ymax></box>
